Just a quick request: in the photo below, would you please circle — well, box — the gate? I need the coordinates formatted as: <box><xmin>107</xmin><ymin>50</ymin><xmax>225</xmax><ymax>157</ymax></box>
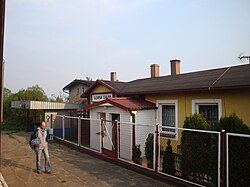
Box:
<box><xmin>101</xmin><ymin>120</ymin><xmax>118</xmax><ymax>158</ymax></box>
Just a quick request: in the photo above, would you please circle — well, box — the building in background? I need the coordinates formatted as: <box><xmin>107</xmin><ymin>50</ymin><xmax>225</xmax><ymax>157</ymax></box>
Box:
<box><xmin>63</xmin><ymin>79</ymin><xmax>94</xmax><ymax>104</ymax></box>
<box><xmin>85</xmin><ymin>60</ymin><xmax>250</xmax><ymax>127</ymax></box>
<box><xmin>11</xmin><ymin>100</ymin><xmax>80</xmax><ymax>132</ymax></box>
<box><xmin>83</xmin><ymin>60</ymin><xmax>250</xmax><ymax>155</ymax></box>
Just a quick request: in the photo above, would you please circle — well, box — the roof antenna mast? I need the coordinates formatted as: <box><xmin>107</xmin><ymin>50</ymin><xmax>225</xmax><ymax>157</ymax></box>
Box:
<box><xmin>238</xmin><ymin>52</ymin><xmax>250</xmax><ymax>64</ymax></box>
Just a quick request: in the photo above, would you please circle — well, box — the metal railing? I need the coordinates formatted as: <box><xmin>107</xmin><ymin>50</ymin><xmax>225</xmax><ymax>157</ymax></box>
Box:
<box><xmin>157</xmin><ymin>126</ymin><xmax>221</xmax><ymax>187</ymax></box>
<box><xmin>52</xmin><ymin>115</ymin><xmax>250</xmax><ymax>187</ymax></box>
<box><xmin>117</xmin><ymin>121</ymin><xmax>156</xmax><ymax>171</ymax></box>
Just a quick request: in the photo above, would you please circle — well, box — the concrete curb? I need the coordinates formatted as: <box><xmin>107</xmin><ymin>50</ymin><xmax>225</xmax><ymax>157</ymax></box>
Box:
<box><xmin>0</xmin><ymin>173</ymin><xmax>8</xmax><ymax>187</ymax></box>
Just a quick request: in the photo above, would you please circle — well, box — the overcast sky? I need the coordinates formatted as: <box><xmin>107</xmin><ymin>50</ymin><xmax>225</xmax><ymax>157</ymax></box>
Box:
<box><xmin>4</xmin><ymin>0</ymin><xmax>250</xmax><ymax>97</ymax></box>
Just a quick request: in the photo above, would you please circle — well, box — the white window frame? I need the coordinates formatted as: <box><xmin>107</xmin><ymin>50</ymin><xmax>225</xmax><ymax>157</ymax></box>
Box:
<box><xmin>192</xmin><ymin>99</ymin><xmax>222</xmax><ymax>122</ymax></box>
<box><xmin>156</xmin><ymin>100</ymin><xmax>178</xmax><ymax>139</ymax></box>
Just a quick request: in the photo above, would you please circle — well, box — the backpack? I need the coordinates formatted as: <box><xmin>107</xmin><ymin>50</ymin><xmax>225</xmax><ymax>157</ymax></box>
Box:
<box><xmin>29</xmin><ymin>129</ymin><xmax>40</xmax><ymax>149</ymax></box>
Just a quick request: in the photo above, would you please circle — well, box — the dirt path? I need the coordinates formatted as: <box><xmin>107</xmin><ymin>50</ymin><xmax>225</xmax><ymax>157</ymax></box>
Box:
<box><xmin>1</xmin><ymin>131</ymin><xmax>172</xmax><ymax>187</ymax></box>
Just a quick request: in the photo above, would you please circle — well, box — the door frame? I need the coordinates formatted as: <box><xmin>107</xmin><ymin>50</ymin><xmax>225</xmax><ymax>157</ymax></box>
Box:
<box><xmin>101</xmin><ymin>113</ymin><xmax>120</xmax><ymax>158</ymax></box>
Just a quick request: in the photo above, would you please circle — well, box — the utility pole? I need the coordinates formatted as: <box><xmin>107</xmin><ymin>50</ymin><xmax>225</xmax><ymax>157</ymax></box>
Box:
<box><xmin>0</xmin><ymin>0</ymin><xmax>5</xmax><ymax>124</ymax></box>
<box><xmin>0</xmin><ymin>0</ymin><xmax>6</xmax><ymax>174</ymax></box>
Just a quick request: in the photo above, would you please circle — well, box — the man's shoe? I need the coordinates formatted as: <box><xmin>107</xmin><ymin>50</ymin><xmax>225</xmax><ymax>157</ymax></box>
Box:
<box><xmin>45</xmin><ymin>171</ymin><xmax>52</xmax><ymax>174</ymax></box>
<box><xmin>37</xmin><ymin>171</ymin><xmax>42</xmax><ymax>174</ymax></box>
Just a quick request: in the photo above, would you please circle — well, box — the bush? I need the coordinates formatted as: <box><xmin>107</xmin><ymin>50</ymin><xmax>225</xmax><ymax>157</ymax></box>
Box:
<box><xmin>145</xmin><ymin>133</ymin><xmax>154</xmax><ymax>168</ymax></box>
<box><xmin>1</xmin><ymin>122</ymin><xmax>26</xmax><ymax>132</ymax></box>
<box><xmin>213</xmin><ymin>113</ymin><xmax>250</xmax><ymax>187</ymax></box>
<box><xmin>162</xmin><ymin>139</ymin><xmax>175</xmax><ymax>175</ymax></box>
<box><xmin>212</xmin><ymin>113</ymin><xmax>250</xmax><ymax>134</ymax></box>
<box><xmin>181</xmin><ymin>114</ymin><xmax>217</xmax><ymax>185</ymax></box>
<box><xmin>132</xmin><ymin>144</ymin><xmax>142</xmax><ymax>165</ymax></box>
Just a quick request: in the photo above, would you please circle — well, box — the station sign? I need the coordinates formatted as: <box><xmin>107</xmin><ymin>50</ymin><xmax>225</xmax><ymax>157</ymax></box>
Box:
<box><xmin>92</xmin><ymin>93</ymin><xmax>112</xmax><ymax>102</ymax></box>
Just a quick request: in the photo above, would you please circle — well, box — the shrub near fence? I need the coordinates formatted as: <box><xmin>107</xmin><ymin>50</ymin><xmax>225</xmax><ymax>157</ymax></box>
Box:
<box><xmin>181</xmin><ymin>129</ymin><xmax>218</xmax><ymax>186</ymax></box>
<box><xmin>227</xmin><ymin>133</ymin><xmax>250</xmax><ymax>187</ymax></box>
<box><xmin>212</xmin><ymin>114</ymin><xmax>250</xmax><ymax>187</ymax></box>
<box><xmin>182</xmin><ymin>114</ymin><xmax>218</xmax><ymax>186</ymax></box>
<box><xmin>158</xmin><ymin>127</ymin><xmax>220</xmax><ymax>187</ymax></box>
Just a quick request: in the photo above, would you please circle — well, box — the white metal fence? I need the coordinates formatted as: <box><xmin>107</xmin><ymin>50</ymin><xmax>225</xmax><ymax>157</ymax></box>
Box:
<box><xmin>52</xmin><ymin>115</ymin><xmax>250</xmax><ymax>187</ymax></box>
<box><xmin>117</xmin><ymin>122</ymin><xmax>156</xmax><ymax>171</ymax></box>
<box><xmin>53</xmin><ymin>115</ymin><xmax>101</xmax><ymax>153</ymax></box>
<box><xmin>157</xmin><ymin>126</ymin><xmax>221</xmax><ymax>187</ymax></box>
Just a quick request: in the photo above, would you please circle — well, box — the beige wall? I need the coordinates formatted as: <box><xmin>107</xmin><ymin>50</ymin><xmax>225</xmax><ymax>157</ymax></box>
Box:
<box><xmin>146</xmin><ymin>88</ymin><xmax>250</xmax><ymax>127</ymax></box>
<box><xmin>90</xmin><ymin>85</ymin><xmax>113</xmax><ymax>103</ymax></box>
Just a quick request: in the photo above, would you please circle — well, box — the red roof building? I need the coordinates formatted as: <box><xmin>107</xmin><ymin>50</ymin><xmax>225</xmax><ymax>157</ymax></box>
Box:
<box><xmin>87</xmin><ymin>97</ymin><xmax>157</xmax><ymax>111</ymax></box>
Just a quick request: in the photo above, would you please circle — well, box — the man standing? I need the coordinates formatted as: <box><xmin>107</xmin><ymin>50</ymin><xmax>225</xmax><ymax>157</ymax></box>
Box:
<box><xmin>35</xmin><ymin>121</ymin><xmax>52</xmax><ymax>174</ymax></box>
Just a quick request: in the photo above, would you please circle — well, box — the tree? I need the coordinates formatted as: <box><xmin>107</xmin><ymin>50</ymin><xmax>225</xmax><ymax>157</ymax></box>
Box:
<box><xmin>162</xmin><ymin>139</ymin><xmax>175</xmax><ymax>175</ymax></box>
<box><xmin>3</xmin><ymin>87</ymin><xmax>11</xmax><ymax>98</ymax></box>
<box><xmin>2</xmin><ymin>85</ymin><xmax>48</xmax><ymax>130</ymax></box>
<box><xmin>25</xmin><ymin>85</ymin><xmax>48</xmax><ymax>101</ymax></box>
<box><xmin>50</xmin><ymin>92</ymin><xmax>68</xmax><ymax>103</ymax></box>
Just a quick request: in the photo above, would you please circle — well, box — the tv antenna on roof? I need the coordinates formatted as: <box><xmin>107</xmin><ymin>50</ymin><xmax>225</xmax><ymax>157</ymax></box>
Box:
<box><xmin>238</xmin><ymin>52</ymin><xmax>250</xmax><ymax>63</ymax></box>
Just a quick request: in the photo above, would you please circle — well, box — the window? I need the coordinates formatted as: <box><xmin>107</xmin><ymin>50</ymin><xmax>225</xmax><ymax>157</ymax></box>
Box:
<box><xmin>157</xmin><ymin>100</ymin><xmax>178</xmax><ymax>136</ymax></box>
<box><xmin>111</xmin><ymin>113</ymin><xmax>120</xmax><ymax>121</ymax></box>
<box><xmin>192</xmin><ymin>99</ymin><xmax>222</xmax><ymax>125</ymax></box>
<box><xmin>162</xmin><ymin>105</ymin><xmax>176</xmax><ymax>132</ymax></box>
<box><xmin>199</xmin><ymin>104</ymin><xmax>218</xmax><ymax>124</ymax></box>
<box><xmin>77</xmin><ymin>88</ymin><xmax>80</xmax><ymax>95</ymax></box>
<box><xmin>82</xmin><ymin>87</ymin><xmax>85</xmax><ymax>94</ymax></box>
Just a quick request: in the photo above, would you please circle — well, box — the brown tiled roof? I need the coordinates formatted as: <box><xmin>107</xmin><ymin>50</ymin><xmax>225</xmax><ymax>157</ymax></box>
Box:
<box><xmin>87</xmin><ymin>97</ymin><xmax>157</xmax><ymax>111</ymax></box>
<box><xmin>120</xmin><ymin>64</ymin><xmax>250</xmax><ymax>95</ymax></box>
<box><xmin>101</xmin><ymin>80</ymin><xmax>128</xmax><ymax>92</ymax></box>
<box><xmin>81</xmin><ymin>64</ymin><xmax>250</xmax><ymax>97</ymax></box>
<box><xmin>63</xmin><ymin>79</ymin><xmax>94</xmax><ymax>91</ymax></box>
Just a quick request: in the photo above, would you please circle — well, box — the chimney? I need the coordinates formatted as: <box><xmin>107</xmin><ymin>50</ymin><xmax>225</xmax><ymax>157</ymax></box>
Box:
<box><xmin>170</xmin><ymin>59</ymin><xmax>181</xmax><ymax>75</ymax></box>
<box><xmin>110</xmin><ymin>72</ymin><xmax>117</xmax><ymax>82</ymax></box>
<box><xmin>150</xmin><ymin>64</ymin><xmax>160</xmax><ymax>78</ymax></box>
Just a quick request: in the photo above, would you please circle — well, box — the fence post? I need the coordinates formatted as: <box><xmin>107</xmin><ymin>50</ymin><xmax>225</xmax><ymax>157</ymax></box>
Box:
<box><xmin>118</xmin><ymin>121</ymin><xmax>120</xmax><ymax>159</ymax></box>
<box><xmin>154</xmin><ymin>124</ymin><xmax>159</xmax><ymax>172</ymax></box>
<box><xmin>115</xmin><ymin>120</ymin><xmax>119</xmax><ymax>159</ymax></box>
<box><xmin>221</xmin><ymin>129</ymin><xmax>226</xmax><ymax>187</ymax></box>
<box><xmin>62</xmin><ymin>115</ymin><xmax>65</xmax><ymax>140</ymax></box>
<box><xmin>226</xmin><ymin>132</ymin><xmax>229</xmax><ymax>187</ymax></box>
<box><xmin>78</xmin><ymin>117</ymin><xmax>81</xmax><ymax>146</ymax></box>
<box><xmin>100</xmin><ymin>118</ymin><xmax>104</xmax><ymax>154</ymax></box>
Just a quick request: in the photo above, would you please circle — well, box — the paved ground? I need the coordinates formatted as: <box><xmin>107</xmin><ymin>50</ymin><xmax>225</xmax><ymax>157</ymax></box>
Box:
<box><xmin>1</xmin><ymin>131</ymin><xmax>172</xmax><ymax>187</ymax></box>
